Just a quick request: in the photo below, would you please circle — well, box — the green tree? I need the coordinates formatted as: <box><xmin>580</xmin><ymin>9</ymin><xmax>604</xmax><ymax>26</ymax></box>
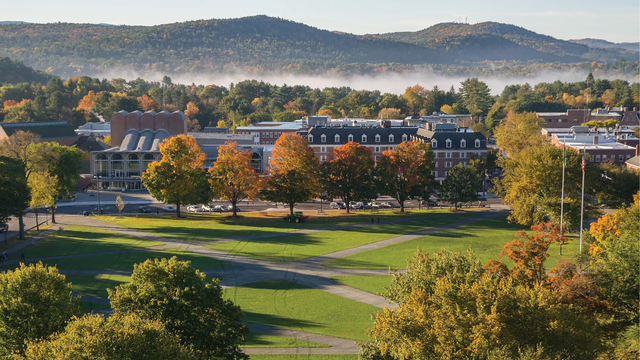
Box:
<box><xmin>458</xmin><ymin>78</ymin><xmax>493</xmax><ymax>116</ymax></box>
<box><xmin>319</xmin><ymin>142</ymin><xmax>376</xmax><ymax>214</ymax></box>
<box><xmin>116</xmin><ymin>195</ymin><xmax>125</xmax><ymax>215</ymax></box>
<box><xmin>593</xmin><ymin>162</ymin><xmax>639</xmax><ymax>208</ymax></box>
<box><xmin>19</xmin><ymin>313</ymin><xmax>196</xmax><ymax>360</ymax></box>
<box><xmin>438</xmin><ymin>164</ymin><xmax>479</xmax><ymax>209</ymax></box>
<box><xmin>27</xmin><ymin>172</ymin><xmax>57</xmax><ymax>231</ymax></box>
<box><xmin>0</xmin><ymin>262</ymin><xmax>80</xmax><ymax>357</ymax></box>
<box><xmin>261</xmin><ymin>134</ymin><xmax>319</xmax><ymax>215</ymax></box>
<box><xmin>376</xmin><ymin>141</ymin><xmax>435</xmax><ymax>212</ymax></box>
<box><xmin>43</xmin><ymin>143</ymin><xmax>83</xmax><ymax>223</ymax></box>
<box><xmin>108</xmin><ymin>257</ymin><xmax>247</xmax><ymax>360</ymax></box>
<box><xmin>0</xmin><ymin>156</ymin><xmax>30</xmax><ymax>229</ymax></box>
<box><xmin>494</xmin><ymin>111</ymin><xmax>545</xmax><ymax>157</ymax></box>
<box><xmin>141</xmin><ymin>135</ymin><xmax>210</xmax><ymax>218</ymax></box>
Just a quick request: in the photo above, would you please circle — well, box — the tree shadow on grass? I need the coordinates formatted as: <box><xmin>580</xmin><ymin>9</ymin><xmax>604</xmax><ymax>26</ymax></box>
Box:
<box><xmin>241</xmin><ymin>311</ymin><xmax>324</xmax><ymax>333</ymax></box>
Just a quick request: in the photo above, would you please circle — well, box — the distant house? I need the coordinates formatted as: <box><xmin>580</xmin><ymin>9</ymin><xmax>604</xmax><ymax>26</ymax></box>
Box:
<box><xmin>536</xmin><ymin>107</ymin><xmax>640</xmax><ymax>128</ymax></box>
<box><xmin>0</xmin><ymin>121</ymin><xmax>79</xmax><ymax>145</ymax></box>
<box><xmin>626</xmin><ymin>155</ymin><xmax>640</xmax><ymax>171</ymax></box>
<box><xmin>235</xmin><ymin>122</ymin><xmax>304</xmax><ymax>145</ymax></box>
<box><xmin>548</xmin><ymin>126</ymin><xmax>637</xmax><ymax>164</ymax></box>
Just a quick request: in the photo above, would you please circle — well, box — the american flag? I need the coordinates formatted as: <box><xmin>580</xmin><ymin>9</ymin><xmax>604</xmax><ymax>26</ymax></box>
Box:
<box><xmin>582</xmin><ymin>150</ymin><xmax>586</xmax><ymax>174</ymax></box>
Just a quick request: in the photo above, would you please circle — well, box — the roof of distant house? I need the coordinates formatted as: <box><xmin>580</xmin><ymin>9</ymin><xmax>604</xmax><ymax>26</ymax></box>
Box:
<box><xmin>626</xmin><ymin>155</ymin><xmax>640</xmax><ymax>168</ymax></box>
<box><xmin>0</xmin><ymin>121</ymin><xmax>78</xmax><ymax>139</ymax></box>
<box><xmin>235</xmin><ymin>122</ymin><xmax>304</xmax><ymax>131</ymax></box>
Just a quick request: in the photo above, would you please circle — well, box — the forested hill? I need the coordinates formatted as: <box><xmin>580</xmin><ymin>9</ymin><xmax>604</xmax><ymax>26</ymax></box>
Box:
<box><xmin>0</xmin><ymin>57</ymin><xmax>53</xmax><ymax>84</ymax></box>
<box><xmin>0</xmin><ymin>16</ymin><xmax>636</xmax><ymax>78</ymax></box>
<box><xmin>570</xmin><ymin>38</ymin><xmax>640</xmax><ymax>52</ymax></box>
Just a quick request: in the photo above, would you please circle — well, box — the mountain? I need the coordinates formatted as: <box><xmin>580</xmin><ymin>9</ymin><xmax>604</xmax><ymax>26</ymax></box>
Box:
<box><xmin>0</xmin><ymin>21</ymin><xmax>32</xmax><ymax>25</ymax></box>
<box><xmin>0</xmin><ymin>16</ymin><xmax>636</xmax><ymax>78</ymax></box>
<box><xmin>0</xmin><ymin>57</ymin><xmax>53</xmax><ymax>84</ymax></box>
<box><xmin>570</xmin><ymin>38</ymin><xmax>640</xmax><ymax>52</ymax></box>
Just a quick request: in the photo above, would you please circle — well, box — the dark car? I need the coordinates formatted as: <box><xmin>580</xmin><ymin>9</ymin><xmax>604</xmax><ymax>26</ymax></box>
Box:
<box><xmin>138</xmin><ymin>206</ymin><xmax>151</xmax><ymax>213</ymax></box>
<box><xmin>0</xmin><ymin>223</ymin><xmax>8</xmax><ymax>232</ymax></box>
<box><xmin>421</xmin><ymin>199</ymin><xmax>438</xmax><ymax>207</ymax></box>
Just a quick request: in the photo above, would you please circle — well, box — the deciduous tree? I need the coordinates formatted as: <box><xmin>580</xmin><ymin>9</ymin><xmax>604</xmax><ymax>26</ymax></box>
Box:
<box><xmin>261</xmin><ymin>134</ymin><xmax>319</xmax><ymax>215</ymax></box>
<box><xmin>319</xmin><ymin>142</ymin><xmax>376</xmax><ymax>214</ymax></box>
<box><xmin>208</xmin><ymin>141</ymin><xmax>261</xmax><ymax>217</ymax></box>
<box><xmin>108</xmin><ymin>257</ymin><xmax>246</xmax><ymax>360</ymax></box>
<box><xmin>0</xmin><ymin>156</ymin><xmax>30</xmax><ymax>229</ymax></box>
<box><xmin>376</xmin><ymin>141</ymin><xmax>435</xmax><ymax>212</ymax></box>
<box><xmin>0</xmin><ymin>262</ymin><xmax>80</xmax><ymax>357</ymax></box>
<box><xmin>494</xmin><ymin>111</ymin><xmax>545</xmax><ymax>156</ymax></box>
<box><xmin>141</xmin><ymin>135</ymin><xmax>209</xmax><ymax>218</ymax></box>
<box><xmin>438</xmin><ymin>164</ymin><xmax>479</xmax><ymax>209</ymax></box>
<box><xmin>27</xmin><ymin>172</ymin><xmax>57</xmax><ymax>230</ymax></box>
<box><xmin>44</xmin><ymin>143</ymin><xmax>83</xmax><ymax>223</ymax></box>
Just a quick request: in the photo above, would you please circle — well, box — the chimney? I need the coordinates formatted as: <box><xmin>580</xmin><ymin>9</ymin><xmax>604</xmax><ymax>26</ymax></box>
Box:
<box><xmin>593</xmin><ymin>136</ymin><xmax>599</xmax><ymax>145</ymax></box>
<box><xmin>636</xmin><ymin>145</ymin><xmax>639</xmax><ymax>156</ymax></box>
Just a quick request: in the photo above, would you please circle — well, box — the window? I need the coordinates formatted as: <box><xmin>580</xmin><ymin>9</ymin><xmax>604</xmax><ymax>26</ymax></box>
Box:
<box><xmin>362</xmin><ymin>134</ymin><xmax>367</xmax><ymax>143</ymax></box>
<box><xmin>262</xmin><ymin>132</ymin><xmax>266</xmax><ymax>138</ymax></box>
<box><xmin>475</xmin><ymin>139</ymin><xmax>481</xmax><ymax>148</ymax></box>
<box><xmin>320</xmin><ymin>155</ymin><xmax>327</xmax><ymax>162</ymax></box>
<box><xmin>445</xmin><ymin>161</ymin><xmax>452</xmax><ymax>168</ymax></box>
<box><xmin>627</xmin><ymin>154</ymin><xmax>632</xmax><ymax>159</ymax></box>
<box><xmin>444</xmin><ymin>171</ymin><xmax>448</xmax><ymax>177</ymax></box>
<box><xmin>389</xmin><ymin>146</ymin><xmax>395</xmax><ymax>151</ymax></box>
<box><xmin>111</xmin><ymin>154</ymin><xmax>124</xmax><ymax>178</ymax></box>
<box><xmin>462</xmin><ymin>162</ymin><xmax>467</xmax><ymax>167</ymax></box>
<box><xmin>375</xmin><ymin>134</ymin><xmax>381</xmax><ymax>143</ymax></box>
<box><xmin>95</xmin><ymin>153</ymin><xmax>108</xmax><ymax>177</ymax></box>
<box><xmin>374</xmin><ymin>156</ymin><xmax>378</xmax><ymax>162</ymax></box>
<box><xmin>446</xmin><ymin>152</ymin><xmax>452</xmax><ymax>158</ymax></box>
<box><xmin>602</xmin><ymin>155</ymin><xmax>607</xmax><ymax>161</ymax></box>
<box><xmin>320</xmin><ymin>146</ymin><xmax>326</xmax><ymax>153</ymax></box>
<box><xmin>460</xmin><ymin>152</ymin><xmax>466</xmax><ymax>158</ymax></box>
<box><xmin>142</xmin><ymin>153</ymin><xmax>154</xmax><ymax>173</ymax></box>
<box><xmin>402</xmin><ymin>134</ymin><xmax>408</xmax><ymax>142</ymax></box>
<box><xmin>446</xmin><ymin>139</ymin><xmax>452</xmax><ymax>148</ymax></box>
<box><xmin>433</xmin><ymin>171</ymin><xmax>438</xmax><ymax>177</ymax></box>
<box><xmin>389</xmin><ymin>134</ymin><xmax>395</xmax><ymax>143</ymax></box>
<box><xmin>269</xmin><ymin>132</ymin><xmax>273</xmax><ymax>138</ymax></box>
<box><xmin>619</xmin><ymin>155</ymin><xmax>624</xmax><ymax>162</ymax></box>
<box><xmin>460</xmin><ymin>139</ymin><xmax>466</xmax><ymax>148</ymax></box>
<box><xmin>375</xmin><ymin>146</ymin><xmax>381</xmax><ymax>153</ymax></box>
<box><xmin>595</xmin><ymin>155</ymin><xmax>601</xmax><ymax>162</ymax></box>
<box><xmin>321</xmin><ymin>134</ymin><xmax>326</xmax><ymax>143</ymax></box>
<box><xmin>308</xmin><ymin>135</ymin><xmax>313</xmax><ymax>143</ymax></box>
<box><xmin>434</xmin><ymin>161</ymin><xmax>439</xmax><ymax>168</ymax></box>
<box><xmin>335</xmin><ymin>134</ymin><xmax>340</xmax><ymax>143</ymax></box>
<box><xmin>431</xmin><ymin>139</ymin><xmax>437</xmax><ymax>148</ymax></box>
<box><xmin>127</xmin><ymin>153</ymin><xmax>140</xmax><ymax>177</ymax></box>
<box><xmin>348</xmin><ymin>134</ymin><xmax>353</xmax><ymax>142</ymax></box>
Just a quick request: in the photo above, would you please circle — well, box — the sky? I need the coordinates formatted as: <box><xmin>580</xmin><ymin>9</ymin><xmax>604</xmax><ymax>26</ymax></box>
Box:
<box><xmin>3</xmin><ymin>0</ymin><xmax>640</xmax><ymax>43</ymax></box>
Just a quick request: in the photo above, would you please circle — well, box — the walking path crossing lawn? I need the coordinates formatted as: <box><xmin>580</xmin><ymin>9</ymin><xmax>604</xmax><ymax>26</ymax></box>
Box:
<box><xmin>225</xmin><ymin>280</ymin><xmax>379</xmax><ymax>341</ymax></box>
<box><xmin>248</xmin><ymin>355</ymin><xmax>358</xmax><ymax>360</ymax></box>
<box><xmin>80</xmin><ymin>301</ymin><xmax>109</xmax><ymax>314</ymax></box>
<box><xmin>66</xmin><ymin>274</ymin><xmax>131</xmax><ymax>298</ymax></box>
<box><xmin>206</xmin><ymin>213</ymin><xmax>477</xmax><ymax>262</ymax></box>
<box><xmin>99</xmin><ymin>209</ymin><xmax>454</xmax><ymax>242</ymax></box>
<box><xmin>20</xmin><ymin>226</ymin><xmax>162</xmax><ymax>258</ymax></box>
<box><xmin>243</xmin><ymin>332</ymin><xmax>329</xmax><ymax>348</ymax></box>
<box><xmin>324</xmin><ymin>216</ymin><xmax>578</xmax><ymax>269</ymax></box>
<box><xmin>34</xmin><ymin>248</ymin><xmax>225</xmax><ymax>271</ymax></box>
<box><xmin>331</xmin><ymin>275</ymin><xmax>392</xmax><ymax>296</ymax></box>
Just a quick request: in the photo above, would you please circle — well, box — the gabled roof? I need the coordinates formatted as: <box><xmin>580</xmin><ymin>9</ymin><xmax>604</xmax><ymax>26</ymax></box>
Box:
<box><xmin>626</xmin><ymin>155</ymin><xmax>640</xmax><ymax>169</ymax></box>
<box><xmin>0</xmin><ymin>121</ymin><xmax>77</xmax><ymax>139</ymax></box>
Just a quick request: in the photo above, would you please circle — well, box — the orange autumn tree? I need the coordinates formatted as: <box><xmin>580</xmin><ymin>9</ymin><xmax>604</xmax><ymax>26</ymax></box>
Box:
<box><xmin>138</xmin><ymin>94</ymin><xmax>159</xmax><ymax>112</ymax></box>
<box><xmin>261</xmin><ymin>133</ymin><xmax>319</xmax><ymax>215</ymax></box>
<box><xmin>141</xmin><ymin>135</ymin><xmax>209</xmax><ymax>218</ymax></box>
<box><xmin>376</xmin><ymin>141</ymin><xmax>435</xmax><ymax>212</ymax></box>
<box><xmin>319</xmin><ymin>142</ymin><xmax>376</xmax><ymax>214</ymax></box>
<box><xmin>208</xmin><ymin>142</ymin><xmax>261</xmax><ymax>217</ymax></box>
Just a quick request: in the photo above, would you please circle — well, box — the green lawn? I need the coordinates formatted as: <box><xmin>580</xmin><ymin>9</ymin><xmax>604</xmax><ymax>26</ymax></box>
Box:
<box><xmin>24</xmin><ymin>247</ymin><xmax>225</xmax><ymax>272</ymax></box>
<box><xmin>20</xmin><ymin>226</ymin><xmax>162</xmax><ymax>259</ymax></box>
<box><xmin>243</xmin><ymin>332</ymin><xmax>329</xmax><ymax>348</ymax></box>
<box><xmin>225</xmin><ymin>280</ymin><xmax>379</xmax><ymax>341</ymax></box>
<box><xmin>248</xmin><ymin>356</ymin><xmax>358</xmax><ymax>360</ymax></box>
<box><xmin>324</xmin><ymin>216</ymin><xmax>578</xmax><ymax>269</ymax></box>
<box><xmin>66</xmin><ymin>274</ymin><xmax>131</xmax><ymax>298</ymax></box>
<box><xmin>206</xmin><ymin>213</ymin><xmax>478</xmax><ymax>262</ymax></box>
<box><xmin>99</xmin><ymin>209</ymin><xmax>456</xmax><ymax>243</ymax></box>
<box><xmin>332</xmin><ymin>275</ymin><xmax>392</xmax><ymax>295</ymax></box>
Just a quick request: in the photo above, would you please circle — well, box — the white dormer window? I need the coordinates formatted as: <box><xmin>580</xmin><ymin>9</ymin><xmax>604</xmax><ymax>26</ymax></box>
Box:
<box><xmin>475</xmin><ymin>139</ymin><xmax>481</xmax><ymax>148</ymax></box>
<box><xmin>362</xmin><ymin>134</ymin><xmax>367</xmax><ymax>143</ymax></box>
<box><xmin>389</xmin><ymin>134</ymin><xmax>394</xmax><ymax>143</ymax></box>
<box><xmin>402</xmin><ymin>134</ymin><xmax>408</xmax><ymax>142</ymax></box>
<box><xmin>446</xmin><ymin>139</ymin><xmax>452</xmax><ymax>148</ymax></box>
<box><xmin>348</xmin><ymin>134</ymin><xmax>354</xmax><ymax>142</ymax></box>
<box><xmin>460</xmin><ymin>139</ymin><xmax>466</xmax><ymax>148</ymax></box>
<box><xmin>431</xmin><ymin>139</ymin><xmax>437</xmax><ymax>148</ymax></box>
<box><xmin>308</xmin><ymin>135</ymin><xmax>313</xmax><ymax>143</ymax></box>
<box><xmin>375</xmin><ymin>134</ymin><xmax>381</xmax><ymax>143</ymax></box>
<box><xmin>335</xmin><ymin>134</ymin><xmax>340</xmax><ymax>143</ymax></box>
<box><xmin>321</xmin><ymin>134</ymin><xmax>326</xmax><ymax>143</ymax></box>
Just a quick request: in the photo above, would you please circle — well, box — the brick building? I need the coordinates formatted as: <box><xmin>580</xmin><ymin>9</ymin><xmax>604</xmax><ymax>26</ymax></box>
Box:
<box><xmin>537</xmin><ymin>107</ymin><xmax>640</xmax><ymax>128</ymax></box>
<box><xmin>235</xmin><ymin>122</ymin><xmax>304</xmax><ymax>145</ymax></box>
<box><xmin>549</xmin><ymin>126</ymin><xmax>638</xmax><ymax>165</ymax></box>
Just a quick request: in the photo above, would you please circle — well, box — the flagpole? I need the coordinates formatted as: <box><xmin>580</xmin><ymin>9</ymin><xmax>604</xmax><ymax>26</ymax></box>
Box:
<box><xmin>559</xmin><ymin>138</ymin><xmax>566</xmax><ymax>255</ymax></box>
<box><xmin>579</xmin><ymin>146</ymin><xmax>586</xmax><ymax>253</ymax></box>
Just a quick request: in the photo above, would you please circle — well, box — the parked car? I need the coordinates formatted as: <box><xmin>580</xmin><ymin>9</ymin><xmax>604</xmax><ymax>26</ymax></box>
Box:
<box><xmin>381</xmin><ymin>202</ymin><xmax>397</xmax><ymax>208</ymax></box>
<box><xmin>330</xmin><ymin>202</ymin><xmax>346</xmax><ymax>209</ymax></box>
<box><xmin>349</xmin><ymin>201</ymin><xmax>364</xmax><ymax>209</ymax></box>
<box><xmin>187</xmin><ymin>205</ymin><xmax>200</xmax><ymax>213</ymax></box>
<box><xmin>162</xmin><ymin>206</ymin><xmax>177</xmax><ymax>213</ymax></box>
<box><xmin>214</xmin><ymin>205</ymin><xmax>229</xmax><ymax>212</ymax></box>
<box><xmin>202</xmin><ymin>204</ymin><xmax>213</xmax><ymax>212</ymax></box>
<box><xmin>138</xmin><ymin>206</ymin><xmax>151</xmax><ymax>213</ymax></box>
<box><xmin>362</xmin><ymin>202</ymin><xmax>372</xmax><ymax>209</ymax></box>
<box><xmin>0</xmin><ymin>223</ymin><xmax>8</xmax><ymax>233</ymax></box>
<box><xmin>420</xmin><ymin>199</ymin><xmax>438</xmax><ymax>207</ymax></box>
<box><xmin>228</xmin><ymin>204</ymin><xmax>242</xmax><ymax>212</ymax></box>
<box><xmin>369</xmin><ymin>202</ymin><xmax>382</xmax><ymax>208</ymax></box>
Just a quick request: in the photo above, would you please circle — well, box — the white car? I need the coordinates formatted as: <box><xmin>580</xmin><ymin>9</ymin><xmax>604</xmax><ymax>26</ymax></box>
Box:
<box><xmin>202</xmin><ymin>205</ymin><xmax>213</xmax><ymax>212</ymax></box>
<box><xmin>186</xmin><ymin>205</ymin><xmax>200</xmax><ymax>212</ymax></box>
<box><xmin>215</xmin><ymin>205</ymin><xmax>229</xmax><ymax>212</ymax></box>
<box><xmin>162</xmin><ymin>206</ymin><xmax>177</xmax><ymax>213</ymax></box>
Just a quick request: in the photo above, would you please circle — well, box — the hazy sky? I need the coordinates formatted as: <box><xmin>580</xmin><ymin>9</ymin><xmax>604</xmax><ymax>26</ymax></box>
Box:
<box><xmin>4</xmin><ymin>0</ymin><xmax>639</xmax><ymax>43</ymax></box>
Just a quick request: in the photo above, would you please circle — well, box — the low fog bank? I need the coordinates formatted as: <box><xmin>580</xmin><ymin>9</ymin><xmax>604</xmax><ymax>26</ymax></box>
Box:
<box><xmin>102</xmin><ymin>68</ymin><xmax>639</xmax><ymax>95</ymax></box>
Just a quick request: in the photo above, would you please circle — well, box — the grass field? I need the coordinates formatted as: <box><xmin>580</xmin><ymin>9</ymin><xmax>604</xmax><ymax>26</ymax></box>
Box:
<box><xmin>100</xmin><ymin>209</ymin><xmax>455</xmax><ymax>243</ymax></box>
<box><xmin>206</xmin><ymin>213</ymin><xmax>477</xmax><ymax>262</ymax></box>
<box><xmin>225</xmin><ymin>280</ymin><xmax>379</xmax><ymax>341</ymax></box>
<box><xmin>332</xmin><ymin>275</ymin><xmax>392</xmax><ymax>295</ymax></box>
<box><xmin>324</xmin><ymin>216</ymin><xmax>579</xmax><ymax>269</ymax></box>
<box><xmin>20</xmin><ymin>226</ymin><xmax>162</xmax><ymax>259</ymax></box>
<box><xmin>66</xmin><ymin>274</ymin><xmax>131</xmax><ymax>298</ymax></box>
<box><xmin>243</xmin><ymin>332</ymin><xmax>329</xmax><ymax>348</ymax></box>
<box><xmin>248</xmin><ymin>355</ymin><xmax>358</xmax><ymax>360</ymax></box>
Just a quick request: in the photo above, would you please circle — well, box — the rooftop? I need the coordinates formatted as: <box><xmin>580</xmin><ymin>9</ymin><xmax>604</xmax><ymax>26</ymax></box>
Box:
<box><xmin>0</xmin><ymin>121</ymin><xmax>78</xmax><ymax>139</ymax></box>
<box><xmin>236</xmin><ymin>122</ymin><xmax>303</xmax><ymax>131</ymax></box>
